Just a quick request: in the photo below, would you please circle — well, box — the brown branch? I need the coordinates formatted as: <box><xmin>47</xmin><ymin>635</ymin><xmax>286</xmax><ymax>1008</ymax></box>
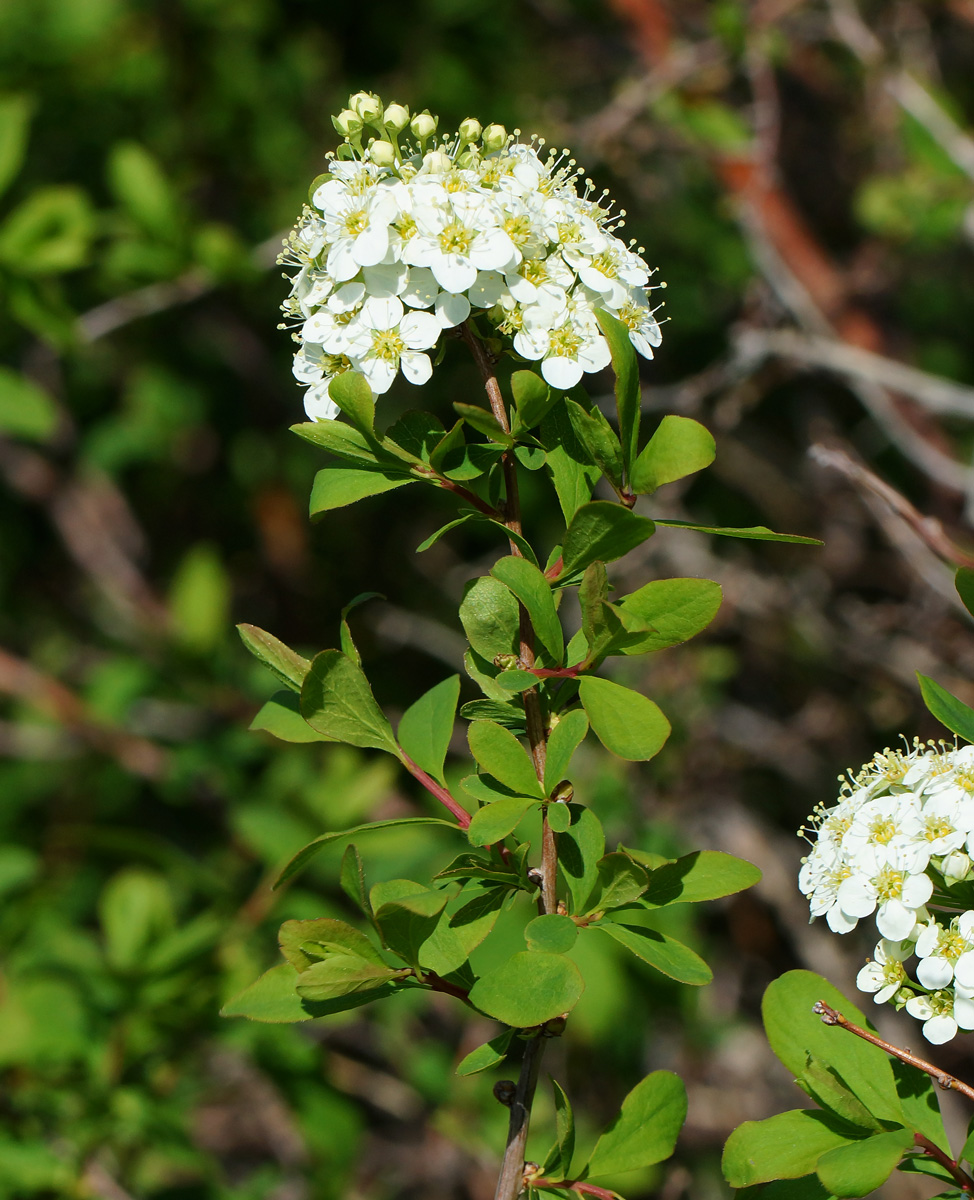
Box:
<box><xmin>913</xmin><ymin>1132</ymin><xmax>974</xmax><ymax>1193</ymax></box>
<box><xmin>493</xmin><ymin>1034</ymin><xmax>546</xmax><ymax>1200</ymax></box>
<box><xmin>814</xmin><ymin>1001</ymin><xmax>974</xmax><ymax>1103</ymax></box>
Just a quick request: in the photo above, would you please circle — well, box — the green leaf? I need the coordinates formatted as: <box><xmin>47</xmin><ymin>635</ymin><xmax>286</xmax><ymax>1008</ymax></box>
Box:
<box><xmin>99</xmin><ymin>868</ymin><xmax>173</xmax><ymax>971</ymax></box>
<box><xmin>467</xmin><ymin>797</ymin><xmax>536</xmax><ymax>846</ymax></box>
<box><xmin>734</xmin><ymin>1177</ymin><xmax>836</xmax><ymax>1200</ymax></box>
<box><xmin>541</xmin><ymin>1078</ymin><xmax>576</xmax><ymax>1176</ymax></box>
<box><xmin>578</xmin><ymin>676</ymin><xmax>670</xmax><ymax>761</ymax></box>
<box><xmin>108</xmin><ymin>141</ymin><xmax>180</xmax><ymax>239</ymax></box>
<box><xmin>429</xmin><ymin>418</ymin><xmax>466</xmax><ymax>471</ymax></box>
<box><xmin>0</xmin><ymin>367</ymin><xmax>58</xmax><ymax>441</ymax></box>
<box><xmin>371</xmin><ymin>880</ymin><xmax>448</xmax><ymax>967</ymax></box>
<box><xmin>274</xmin><ymin>817</ymin><xmax>458</xmax><ymax>888</ymax></box>
<box><xmin>558</xmin><ymin>805</ymin><xmax>605</xmax><ymax>914</ymax></box>
<box><xmin>642</xmin><ymin>850</ymin><xmax>762</xmax><ymax>908</ymax></box>
<box><xmin>249</xmin><ymin>691</ymin><xmax>328</xmax><ymax>743</ymax></box>
<box><xmin>290</xmin><ymin>419</ymin><xmax>382</xmax><ymax>465</ymax></box>
<box><xmin>456</xmin><ymin>1029</ymin><xmax>515</xmax><ymax>1076</ymax></box>
<box><xmin>237</xmin><ymin>623</ymin><xmax>310</xmax><ymax>692</ymax></box>
<box><xmin>453</xmin><ymin>401</ymin><xmax>513</xmax><ymax>445</ymax></box>
<box><xmin>278</xmin><ymin>917</ymin><xmax>385</xmax><ymax>973</ymax></box>
<box><xmin>459</xmin><ymin>575</ymin><xmax>521</xmax><ymax>662</ymax></box>
<box><xmin>891</xmin><ymin>1059</ymin><xmax>950</xmax><ymax>1153</ymax></box>
<box><xmin>416</xmin><ymin>514</ymin><xmax>476</xmax><ymax>552</ymax></box>
<box><xmin>460</xmin><ymin>697</ymin><xmax>526</xmax><ymax>728</ymax></box>
<box><xmin>339</xmin><ymin>591</ymin><xmax>383</xmax><ymax>666</ymax></box>
<box><xmin>584</xmin><ymin>1071</ymin><xmax>687</xmax><ymax>1178</ymax></box>
<box><xmin>469</xmin><ymin>951</ymin><xmax>584</xmax><ymax>1026</ymax></box>
<box><xmin>616</xmin><ymin>577</ymin><xmax>723</xmax><ymax>655</ymax></box>
<box><xmin>723</xmin><ymin>1110</ymin><xmax>865</xmax><ymax>1188</ymax></box>
<box><xmin>0</xmin><ymin>94</ymin><xmax>33</xmax><ymax>200</ymax></box>
<box><xmin>300</xmin><ymin>650</ymin><xmax>398</xmax><ymax>753</ymax></box>
<box><xmin>398</xmin><ymin>675</ymin><xmax>460</xmax><ymax>786</ymax></box>
<box><xmin>382</xmin><ymin>410</ymin><xmax>445</xmax><ymax>462</ymax></box>
<box><xmin>762</xmin><ymin>970</ymin><xmax>904</xmax><ymax>1126</ymax></box>
<box><xmin>461</xmin><ymin>773</ymin><xmax>523</xmax><ymax>806</ymax></box>
<box><xmin>546</xmin><ymin>801</ymin><xmax>572</xmax><ymax>832</ymax></box>
<box><xmin>630</xmin><ymin>415</ymin><xmax>715</xmax><ymax>494</ymax></box>
<box><xmin>816</xmin><ymin>1128</ymin><xmax>914</xmax><ymax>1197</ymax></box>
<box><xmin>495</xmin><ymin>669</ymin><xmax>540</xmax><ymax>694</ymax></box>
<box><xmin>296</xmin><ymin>956</ymin><xmax>406</xmax><ymax>1000</ymax></box>
<box><xmin>220</xmin><ymin>963</ymin><xmax>316</xmax><ymax>1023</ymax></box>
<box><xmin>340</xmin><ymin>844</ymin><xmax>372</xmax><ymax>920</ymax></box>
<box><xmin>468</xmin><ymin>721</ymin><xmax>544</xmax><ymax>797</ymax></box>
<box><xmin>0</xmin><ymin>185</ymin><xmax>93</xmax><ymax>274</ymax></box>
<box><xmin>796</xmin><ymin>1055</ymin><xmax>886</xmax><ymax>1131</ymax></box>
<box><xmin>511</xmin><ymin>370</ymin><xmax>558</xmax><ymax>433</ymax></box>
<box><xmin>309</xmin><ymin>464</ymin><xmax>414</xmax><ymax>515</ymax></box>
<box><xmin>917</xmin><ymin>672</ymin><xmax>974</xmax><ymax>743</ymax></box>
<box><xmin>589</xmin><ymin>853</ymin><xmax>650</xmax><ymax>910</ymax></box>
<box><xmin>561</xmin><ymin>502</ymin><xmax>655</xmax><ymax>578</ymax></box>
<box><xmin>594</xmin><ymin>308</ymin><xmax>641</xmax><ymax>477</ymax></box>
<box><xmin>565</xmin><ymin>397</ymin><xmax>624</xmax><ymax>487</ymax></box>
<box><xmin>956</xmin><ymin>567</ymin><xmax>974</xmax><ymax>619</ymax></box>
<box><xmin>544</xmin><ymin>710</ymin><xmax>589</xmax><ymax>794</ymax></box>
<box><xmin>421</xmin><ymin>885</ymin><xmax>506</xmax><ymax>975</ymax></box>
<box><xmin>525</xmin><ymin>914</ymin><xmax>577</xmax><ymax>954</ymax></box>
<box><xmin>491</xmin><ymin>555</ymin><xmax>564</xmax><ymax>662</ymax></box>
<box><xmin>595</xmin><ymin>922</ymin><xmax>712</xmax><ymax>985</ymax></box>
<box><xmin>539</xmin><ymin>401</ymin><xmax>600</xmax><ymax>522</ymax></box>
<box><xmin>654</xmin><ymin>519</ymin><xmax>822</xmax><ymax>544</ymax></box>
<box><xmin>329</xmin><ymin>370</ymin><xmax>376</xmax><ymax>434</ymax></box>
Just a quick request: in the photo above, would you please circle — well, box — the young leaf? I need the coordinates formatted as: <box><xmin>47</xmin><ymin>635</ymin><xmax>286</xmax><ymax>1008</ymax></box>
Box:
<box><xmin>416</xmin><ymin>513</ymin><xmax>476</xmax><ymax>552</ymax></box>
<box><xmin>220</xmin><ymin>963</ymin><xmax>317</xmax><ymax>1023</ymax></box>
<box><xmin>544</xmin><ymin>710</ymin><xmax>589</xmax><ymax>794</ymax></box>
<box><xmin>459</xmin><ymin>575</ymin><xmax>521</xmax><ymax>662</ymax></box>
<box><xmin>654</xmin><ymin>519</ymin><xmax>822</xmax><ymax>545</ymax></box>
<box><xmin>250</xmin><ymin>691</ymin><xmax>328</xmax><ymax>743</ymax></box>
<box><xmin>565</xmin><ymin>397</ymin><xmax>624</xmax><ymax>487</ymax></box>
<box><xmin>460</xmin><ymin>697</ymin><xmax>526</xmax><ymax>729</ymax></box>
<box><xmin>561</xmin><ymin>502</ymin><xmax>655</xmax><ymax>578</ymax></box>
<box><xmin>296</xmin><ymin>956</ymin><xmax>406</xmax><ymax>1000</ymax></box>
<box><xmin>511</xmin><ymin>369</ymin><xmax>558</xmax><ymax>433</ymax></box>
<box><xmin>291</xmin><ymin>419</ymin><xmax>382</xmax><ymax>465</ymax></box>
<box><xmin>956</xmin><ymin>567</ymin><xmax>974</xmax><ymax>619</ymax></box>
<box><xmin>278</xmin><ymin>917</ymin><xmax>385</xmax><ymax>973</ymax></box>
<box><xmin>371</xmin><ymin>881</ymin><xmax>448</xmax><ymax>967</ymax></box>
<box><xmin>309</xmin><ymin>464</ymin><xmax>415</xmax><ymax>516</ymax></box>
<box><xmin>589</xmin><ymin>853</ymin><xmax>650</xmax><ymax>910</ymax></box>
<box><xmin>339</xmin><ymin>591</ymin><xmax>383</xmax><ymax>667</ymax></box>
<box><xmin>468</xmin><ymin>721</ymin><xmax>545</xmax><ymax>798</ymax></box>
<box><xmin>815</xmin><ymin>1127</ymin><xmax>914</xmax><ymax>1198</ymax></box>
<box><xmin>616</xmin><ymin>577</ymin><xmax>722</xmax><ymax>655</ymax></box>
<box><xmin>583</xmin><ymin>1071</ymin><xmax>687</xmax><ymax>1178</ymax></box>
<box><xmin>723</xmin><ymin>1110</ymin><xmax>865</xmax><ymax>1188</ymax></box>
<box><xmin>398</xmin><ymin>675</ymin><xmax>461</xmax><ymax>786</ymax></box>
<box><xmin>546</xmin><ymin>801</ymin><xmax>572</xmax><ymax>832</ymax></box>
<box><xmin>558</xmin><ymin>805</ymin><xmax>605</xmax><ymax>914</ymax></box>
<box><xmin>328</xmin><ymin>370</ymin><xmax>376</xmax><ymax>434</ymax></box>
<box><xmin>541</xmin><ymin>1078</ymin><xmax>576</xmax><ymax>1176</ymax></box>
<box><xmin>762</xmin><ymin>970</ymin><xmax>904</xmax><ymax>1126</ymax></box>
<box><xmin>595</xmin><ymin>922</ymin><xmax>712</xmax><ymax>985</ymax></box>
<box><xmin>641</xmin><ymin>850</ymin><xmax>761</xmax><ymax>907</ymax></box>
<box><xmin>237</xmin><ymin>624</ymin><xmax>311</xmax><ymax>691</ymax></box>
<box><xmin>578</xmin><ymin>676</ymin><xmax>670</xmax><ymax>761</ymax></box>
<box><xmin>917</xmin><ymin>672</ymin><xmax>974</xmax><ymax>743</ymax></box>
<box><xmin>456</xmin><ymin>1029</ymin><xmax>515</xmax><ymax>1076</ymax></box>
<box><xmin>468</xmin><ymin>951</ymin><xmax>584</xmax><ymax>1026</ymax></box>
<box><xmin>274</xmin><ymin>817</ymin><xmax>459</xmax><ymax>888</ymax></box>
<box><xmin>594</xmin><ymin>308</ymin><xmax>641</xmax><ymax>477</ymax></box>
<box><xmin>630</xmin><ymin>415</ymin><xmax>715</xmax><ymax>495</ymax></box>
<box><xmin>467</xmin><ymin>798</ymin><xmax>536</xmax><ymax>846</ymax></box>
<box><xmin>491</xmin><ymin>554</ymin><xmax>564</xmax><ymax>662</ymax></box>
<box><xmin>301</xmin><ymin>650</ymin><xmax>399</xmax><ymax>753</ymax></box>
<box><xmin>525</xmin><ymin>914</ymin><xmax>577</xmax><ymax>954</ymax></box>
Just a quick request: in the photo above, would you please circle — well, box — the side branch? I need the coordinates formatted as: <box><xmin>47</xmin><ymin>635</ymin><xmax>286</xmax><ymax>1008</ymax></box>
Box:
<box><xmin>913</xmin><ymin>1132</ymin><xmax>974</xmax><ymax>1193</ymax></box>
<box><xmin>399</xmin><ymin>750</ymin><xmax>471</xmax><ymax>828</ymax></box>
<box><xmin>813</xmin><ymin>1001</ymin><xmax>974</xmax><ymax>1103</ymax></box>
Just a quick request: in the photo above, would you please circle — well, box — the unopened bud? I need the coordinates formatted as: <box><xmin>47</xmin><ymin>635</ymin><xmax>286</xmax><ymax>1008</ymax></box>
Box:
<box><xmin>482</xmin><ymin>123</ymin><xmax>507</xmax><ymax>152</ymax></box>
<box><xmin>332</xmin><ymin>109</ymin><xmax>363</xmax><ymax>137</ymax></box>
<box><xmin>349</xmin><ymin>91</ymin><xmax>382</xmax><ymax>123</ymax></box>
<box><xmin>493</xmin><ymin>1080</ymin><xmax>516</xmax><ymax>1106</ymax></box>
<box><xmin>383</xmin><ymin>102</ymin><xmax>410</xmax><ymax>132</ymax></box>
<box><xmin>369</xmin><ymin>139</ymin><xmax>396</xmax><ymax>167</ymax></box>
<box><xmin>550</xmin><ymin>779</ymin><xmax>573</xmax><ymax>804</ymax></box>
<box><xmin>422</xmin><ymin>149</ymin><xmax>452</xmax><ymax>174</ymax></box>
<box><xmin>943</xmin><ymin>851</ymin><xmax>972</xmax><ymax>881</ymax></box>
<box><xmin>493</xmin><ymin>653</ymin><xmax>519</xmax><ymax>670</ymax></box>
<box><xmin>458</xmin><ymin>117</ymin><xmax>482</xmax><ymax>143</ymax></box>
<box><xmin>410</xmin><ymin>110</ymin><xmax>438</xmax><ymax>141</ymax></box>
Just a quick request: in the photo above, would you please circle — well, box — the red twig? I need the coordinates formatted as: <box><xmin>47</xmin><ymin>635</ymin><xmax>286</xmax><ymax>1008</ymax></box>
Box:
<box><xmin>399</xmin><ymin>750</ymin><xmax>470</xmax><ymax>828</ymax></box>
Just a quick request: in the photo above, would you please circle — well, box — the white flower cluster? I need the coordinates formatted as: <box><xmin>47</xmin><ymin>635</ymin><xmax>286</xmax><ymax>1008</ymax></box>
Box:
<box><xmin>280</xmin><ymin>93</ymin><xmax>664</xmax><ymax>421</ymax></box>
<box><xmin>799</xmin><ymin>741</ymin><xmax>974</xmax><ymax>1044</ymax></box>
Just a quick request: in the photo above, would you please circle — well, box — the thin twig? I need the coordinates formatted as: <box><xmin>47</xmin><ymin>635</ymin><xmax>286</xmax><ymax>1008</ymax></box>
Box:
<box><xmin>913</xmin><ymin>1131</ymin><xmax>974</xmax><ymax>1193</ymax></box>
<box><xmin>493</xmin><ymin>1034</ymin><xmax>546</xmax><ymax>1200</ymax></box>
<box><xmin>814</xmin><ymin>1000</ymin><xmax>974</xmax><ymax>1103</ymax></box>
<box><xmin>399</xmin><ymin>750</ymin><xmax>471</xmax><ymax>828</ymax></box>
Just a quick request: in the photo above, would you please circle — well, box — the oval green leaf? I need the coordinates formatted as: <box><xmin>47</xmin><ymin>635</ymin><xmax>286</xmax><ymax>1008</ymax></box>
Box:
<box><xmin>578</xmin><ymin>676</ymin><xmax>670</xmax><ymax>761</ymax></box>
<box><xmin>469</xmin><ymin>951</ymin><xmax>584</xmax><ymax>1027</ymax></box>
<box><xmin>584</xmin><ymin>1070</ymin><xmax>687</xmax><ymax>1178</ymax></box>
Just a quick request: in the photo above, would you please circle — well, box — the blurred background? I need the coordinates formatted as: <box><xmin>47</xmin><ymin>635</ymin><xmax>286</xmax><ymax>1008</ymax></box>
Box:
<box><xmin>3</xmin><ymin>0</ymin><xmax>974</xmax><ymax>1196</ymax></box>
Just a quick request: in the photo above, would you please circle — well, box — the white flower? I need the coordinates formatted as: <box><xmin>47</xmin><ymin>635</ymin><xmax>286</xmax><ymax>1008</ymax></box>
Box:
<box><xmin>906</xmin><ymin>988</ymin><xmax>974</xmax><ymax>1044</ymax></box>
<box><xmin>344</xmin><ymin>296</ymin><xmax>440</xmax><ymax>394</ymax></box>
<box><xmin>915</xmin><ymin>915</ymin><xmax>974</xmax><ymax>989</ymax></box>
<box><xmin>857</xmin><ymin>939</ymin><xmax>911</xmax><ymax>1003</ymax></box>
<box><xmin>514</xmin><ymin>300</ymin><xmax>611</xmax><ymax>390</ymax></box>
<box><xmin>403</xmin><ymin>194</ymin><xmax>518</xmax><ymax>292</ymax></box>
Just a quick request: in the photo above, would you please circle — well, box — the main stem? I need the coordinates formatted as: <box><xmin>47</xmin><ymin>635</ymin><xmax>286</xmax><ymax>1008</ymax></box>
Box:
<box><xmin>461</xmin><ymin>321</ymin><xmax>557</xmax><ymax>1200</ymax></box>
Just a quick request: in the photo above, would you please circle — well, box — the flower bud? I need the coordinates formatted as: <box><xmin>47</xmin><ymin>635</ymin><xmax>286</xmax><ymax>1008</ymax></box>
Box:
<box><xmin>332</xmin><ymin>109</ymin><xmax>363</xmax><ymax>138</ymax></box>
<box><xmin>383</xmin><ymin>102</ymin><xmax>410</xmax><ymax>132</ymax></box>
<box><xmin>482</xmin><ymin>123</ymin><xmax>507</xmax><ymax>152</ymax></box>
<box><xmin>368</xmin><ymin>139</ymin><xmax>396</xmax><ymax>167</ymax></box>
<box><xmin>410</xmin><ymin>110</ymin><xmax>438</xmax><ymax>141</ymax></box>
<box><xmin>943</xmin><ymin>851</ymin><xmax>972</xmax><ymax>881</ymax></box>
<box><xmin>422</xmin><ymin>149</ymin><xmax>453</xmax><ymax>174</ymax></box>
<box><xmin>349</xmin><ymin>91</ymin><xmax>382</xmax><ymax>123</ymax></box>
<box><xmin>493</xmin><ymin>652</ymin><xmax>519</xmax><ymax>671</ymax></box>
<box><xmin>550</xmin><ymin>779</ymin><xmax>574</xmax><ymax>803</ymax></box>
<box><xmin>458</xmin><ymin>117</ymin><xmax>482</xmax><ymax>143</ymax></box>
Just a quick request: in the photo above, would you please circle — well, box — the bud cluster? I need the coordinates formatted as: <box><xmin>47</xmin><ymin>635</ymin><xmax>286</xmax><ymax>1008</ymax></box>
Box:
<box><xmin>799</xmin><ymin>740</ymin><xmax>974</xmax><ymax>1043</ymax></box>
<box><xmin>279</xmin><ymin>93</ymin><xmax>665</xmax><ymax>420</ymax></box>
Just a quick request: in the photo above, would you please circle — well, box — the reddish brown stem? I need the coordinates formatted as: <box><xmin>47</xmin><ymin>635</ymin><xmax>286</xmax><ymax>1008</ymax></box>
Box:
<box><xmin>423</xmin><ymin>971</ymin><xmax>472</xmax><ymax>1003</ymax></box>
<box><xmin>914</xmin><ymin>1132</ymin><xmax>974</xmax><ymax>1192</ymax></box>
<box><xmin>814</xmin><ymin>1001</ymin><xmax>974</xmax><ymax>1103</ymax></box>
<box><xmin>530</xmin><ymin>666</ymin><xmax>582</xmax><ymax>679</ymax></box>
<box><xmin>399</xmin><ymin>750</ymin><xmax>470</xmax><ymax>828</ymax></box>
<box><xmin>529</xmin><ymin>1181</ymin><xmax>616</xmax><ymax>1200</ymax></box>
